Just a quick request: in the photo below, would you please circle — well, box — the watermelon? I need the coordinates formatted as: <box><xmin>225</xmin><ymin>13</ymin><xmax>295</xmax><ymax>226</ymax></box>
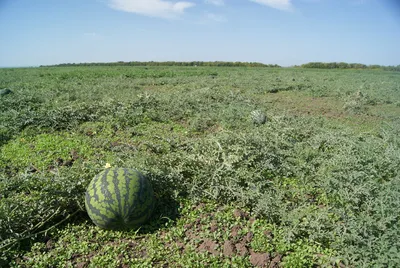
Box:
<box><xmin>85</xmin><ymin>167</ymin><xmax>155</xmax><ymax>230</ymax></box>
<box><xmin>251</xmin><ymin>110</ymin><xmax>267</xmax><ymax>125</ymax></box>
<box><xmin>0</xmin><ymin>88</ymin><xmax>12</xmax><ymax>96</ymax></box>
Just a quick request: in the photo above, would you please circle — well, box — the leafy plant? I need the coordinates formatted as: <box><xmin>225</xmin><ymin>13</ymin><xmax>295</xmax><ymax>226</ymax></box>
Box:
<box><xmin>0</xmin><ymin>66</ymin><xmax>399</xmax><ymax>267</ymax></box>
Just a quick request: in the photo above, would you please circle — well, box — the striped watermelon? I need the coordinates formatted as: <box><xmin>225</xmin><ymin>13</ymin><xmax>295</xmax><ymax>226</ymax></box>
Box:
<box><xmin>251</xmin><ymin>110</ymin><xmax>267</xmax><ymax>125</ymax></box>
<box><xmin>85</xmin><ymin>167</ymin><xmax>155</xmax><ymax>230</ymax></box>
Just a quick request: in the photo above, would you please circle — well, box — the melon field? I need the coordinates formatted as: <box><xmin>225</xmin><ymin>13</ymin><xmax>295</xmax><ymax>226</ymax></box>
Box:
<box><xmin>1</xmin><ymin>66</ymin><xmax>400</xmax><ymax>267</ymax></box>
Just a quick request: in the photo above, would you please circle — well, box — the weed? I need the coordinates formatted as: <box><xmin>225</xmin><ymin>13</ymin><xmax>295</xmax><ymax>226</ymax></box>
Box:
<box><xmin>0</xmin><ymin>66</ymin><xmax>399</xmax><ymax>267</ymax></box>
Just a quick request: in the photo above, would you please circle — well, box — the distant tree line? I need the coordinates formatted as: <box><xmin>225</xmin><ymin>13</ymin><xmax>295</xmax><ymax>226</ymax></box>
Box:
<box><xmin>42</xmin><ymin>61</ymin><xmax>281</xmax><ymax>68</ymax></box>
<box><xmin>41</xmin><ymin>61</ymin><xmax>400</xmax><ymax>71</ymax></box>
<box><xmin>299</xmin><ymin>62</ymin><xmax>400</xmax><ymax>72</ymax></box>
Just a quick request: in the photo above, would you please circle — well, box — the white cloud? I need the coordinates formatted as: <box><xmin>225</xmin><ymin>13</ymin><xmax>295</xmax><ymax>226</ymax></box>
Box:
<box><xmin>195</xmin><ymin>12</ymin><xmax>226</xmax><ymax>25</ymax></box>
<box><xmin>205</xmin><ymin>12</ymin><xmax>226</xmax><ymax>22</ymax></box>
<box><xmin>204</xmin><ymin>0</ymin><xmax>224</xmax><ymax>6</ymax></box>
<box><xmin>109</xmin><ymin>0</ymin><xmax>195</xmax><ymax>18</ymax></box>
<box><xmin>249</xmin><ymin>0</ymin><xmax>293</xmax><ymax>11</ymax></box>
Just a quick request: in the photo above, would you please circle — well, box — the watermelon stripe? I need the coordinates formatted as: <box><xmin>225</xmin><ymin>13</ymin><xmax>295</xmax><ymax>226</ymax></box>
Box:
<box><xmin>112</xmin><ymin>168</ymin><xmax>123</xmax><ymax>221</ymax></box>
<box><xmin>88</xmin><ymin>186</ymin><xmax>118</xmax><ymax>221</ymax></box>
<box><xmin>126</xmin><ymin>169</ymin><xmax>139</xmax><ymax>218</ymax></box>
<box><xmin>85</xmin><ymin>167</ymin><xmax>155</xmax><ymax>230</ymax></box>
<box><xmin>93</xmin><ymin>169</ymin><xmax>119</xmax><ymax>217</ymax></box>
<box><xmin>100</xmin><ymin>169</ymin><xmax>120</xmax><ymax>216</ymax></box>
<box><xmin>128</xmin><ymin>172</ymin><xmax>143</xmax><ymax>217</ymax></box>
<box><xmin>85</xmin><ymin>193</ymin><xmax>112</xmax><ymax>227</ymax></box>
<box><xmin>122</xmin><ymin>168</ymin><xmax>130</xmax><ymax>218</ymax></box>
<box><xmin>101</xmin><ymin>168</ymin><xmax>112</xmax><ymax>200</ymax></box>
<box><xmin>128</xmin><ymin>176</ymin><xmax>154</xmax><ymax>221</ymax></box>
<box><xmin>139</xmin><ymin>174</ymin><xmax>145</xmax><ymax>203</ymax></box>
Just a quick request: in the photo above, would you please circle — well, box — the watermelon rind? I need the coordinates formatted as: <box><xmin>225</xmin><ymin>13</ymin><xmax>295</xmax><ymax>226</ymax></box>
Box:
<box><xmin>85</xmin><ymin>167</ymin><xmax>155</xmax><ymax>230</ymax></box>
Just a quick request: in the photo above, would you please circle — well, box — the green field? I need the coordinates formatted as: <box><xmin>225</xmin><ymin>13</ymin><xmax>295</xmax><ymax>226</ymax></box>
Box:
<box><xmin>1</xmin><ymin>66</ymin><xmax>400</xmax><ymax>267</ymax></box>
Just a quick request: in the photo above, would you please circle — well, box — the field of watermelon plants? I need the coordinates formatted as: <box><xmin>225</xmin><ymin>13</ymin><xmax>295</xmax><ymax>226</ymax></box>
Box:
<box><xmin>1</xmin><ymin>66</ymin><xmax>400</xmax><ymax>267</ymax></box>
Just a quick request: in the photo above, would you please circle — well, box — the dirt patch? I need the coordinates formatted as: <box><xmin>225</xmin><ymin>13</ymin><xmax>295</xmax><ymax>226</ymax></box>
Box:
<box><xmin>69</xmin><ymin>253</ymin><xmax>90</xmax><ymax>268</ymax></box>
<box><xmin>185</xmin><ymin>229</ymin><xmax>201</xmax><ymax>240</ymax></box>
<box><xmin>268</xmin><ymin>92</ymin><xmax>345</xmax><ymax>118</ymax></box>
<box><xmin>117</xmin><ymin>254</ymin><xmax>131</xmax><ymax>268</ymax></box>
<box><xmin>76</xmin><ymin>261</ymin><xmax>88</xmax><ymax>268</ymax></box>
<box><xmin>176</xmin><ymin>242</ymin><xmax>185</xmax><ymax>251</ymax></box>
<box><xmin>52</xmin><ymin>150</ymin><xmax>80</xmax><ymax>170</ymax></box>
<box><xmin>197</xmin><ymin>239</ymin><xmax>219</xmax><ymax>256</ymax></box>
<box><xmin>233</xmin><ymin>209</ymin><xmax>250</xmax><ymax>220</ymax></box>
<box><xmin>154</xmin><ymin>204</ymin><xmax>282</xmax><ymax>266</ymax></box>
<box><xmin>223</xmin><ymin>240</ymin><xmax>236</xmax><ymax>257</ymax></box>
<box><xmin>263</xmin><ymin>230</ymin><xmax>274</xmax><ymax>240</ymax></box>
<box><xmin>231</xmin><ymin>225</ymin><xmax>242</xmax><ymax>238</ymax></box>
<box><xmin>183</xmin><ymin>223</ymin><xmax>194</xmax><ymax>230</ymax></box>
<box><xmin>159</xmin><ymin>231</ymin><xmax>168</xmax><ymax>239</ymax></box>
<box><xmin>243</xmin><ymin>232</ymin><xmax>254</xmax><ymax>243</ymax></box>
<box><xmin>70</xmin><ymin>253</ymin><xmax>81</xmax><ymax>261</ymax></box>
<box><xmin>235</xmin><ymin>241</ymin><xmax>249</xmax><ymax>257</ymax></box>
<box><xmin>269</xmin><ymin>254</ymin><xmax>282</xmax><ymax>268</ymax></box>
<box><xmin>85</xmin><ymin>129</ymin><xmax>95</xmax><ymax>137</ymax></box>
<box><xmin>125</xmin><ymin>240</ymin><xmax>138</xmax><ymax>249</ymax></box>
<box><xmin>132</xmin><ymin>248</ymin><xmax>147</xmax><ymax>259</ymax></box>
<box><xmin>55</xmin><ymin>157</ymin><xmax>64</xmax><ymax>166</ymax></box>
<box><xmin>250</xmin><ymin>251</ymin><xmax>270</xmax><ymax>267</ymax></box>
<box><xmin>209</xmin><ymin>220</ymin><xmax>218</xmax><ymax>232</ymax></box>
<box><xmin>267</xmin><ymin>91</ymin><xmax>384</xmax><ymax>133</ymax></box>
<box><xmin>45</xmin><ymin>239</ymin><xmax>55</xmax><ymax>251</ymax></box>
<box><xmin>71</xmin><ymin>150</ymin><xmax>79</xmax><ymax>160</ymax></box>
<box><xmin>207</xmin><ymin>124</ymin><xmax>224</xmax><ymax>134</ymax></box>
<box><xmin>195</xmin><ymin>203</ymin><xmax>206</xmax><ymax>210</ymax></box>
<box><xmin>194</xmin><ymin>218</ymin><xmax>201</xmax><ymax>227</ymax></box>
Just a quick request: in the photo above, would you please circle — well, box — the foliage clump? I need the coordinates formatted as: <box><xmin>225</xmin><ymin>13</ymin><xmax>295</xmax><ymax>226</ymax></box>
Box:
<box><xmin>1</xmin><ymin>66</ymin><xmax>400</xmax><ymax>266</ymax></box>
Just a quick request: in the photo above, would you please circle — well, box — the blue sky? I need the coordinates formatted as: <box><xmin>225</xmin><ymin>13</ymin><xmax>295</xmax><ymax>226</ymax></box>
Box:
<box><xmin>0</xmin><ymin>0</ymin><xmax>399</xmax><ymax>67</ymax></box>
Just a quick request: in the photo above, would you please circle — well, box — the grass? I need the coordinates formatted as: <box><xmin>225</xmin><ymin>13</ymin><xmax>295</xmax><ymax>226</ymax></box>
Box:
<box><xmin>1</xmin><ymin>66</ymin><xmax>400</xmax><ymax>267</ymax></box>
<box><xmin>15</xmin><ymin>199</ymin><xmax>337</xmax><ymax>267</ymax></box>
